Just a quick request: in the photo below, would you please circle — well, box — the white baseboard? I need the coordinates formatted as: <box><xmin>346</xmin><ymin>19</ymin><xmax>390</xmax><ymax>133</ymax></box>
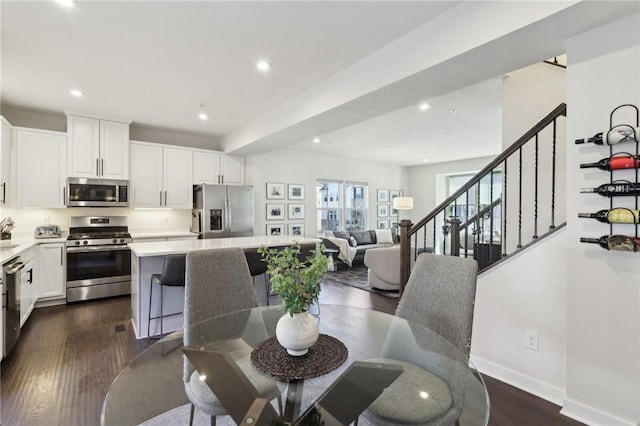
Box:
<box><xmin>470</xmin><ymin>355</ymin><xmax>640</xmax><ymax>426</ymax></box>
<box><xmin>469</xmin><ymin>354</ymin><xmax>565</xmax><ymax>405</ymax></box>
<box><xmin>561</xmin><ymin>398</ymin><xmax>639</xmax><ymax>426</ymax></box>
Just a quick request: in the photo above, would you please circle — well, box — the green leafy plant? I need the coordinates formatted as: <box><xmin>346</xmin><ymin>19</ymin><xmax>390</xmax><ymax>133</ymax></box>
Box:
<box><xmin>258</xmin><ymin>243</ymin><xmax>328</xmax><ymax>316</ymax></box>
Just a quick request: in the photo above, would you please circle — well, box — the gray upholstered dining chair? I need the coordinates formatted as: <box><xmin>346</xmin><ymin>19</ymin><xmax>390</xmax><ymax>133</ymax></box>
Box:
<box><xmin>183</xmin><ymin>248</ymin><xmax>283</xmax><ymax>426</ymax></box>
<box><xmin>363</xmin><ymin>253</ymin><xmax>479</xmax><ymax>425</ymax></box>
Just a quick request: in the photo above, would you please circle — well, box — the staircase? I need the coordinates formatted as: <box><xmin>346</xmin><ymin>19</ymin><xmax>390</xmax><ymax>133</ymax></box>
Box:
<box><xmin>398</xmin><ymin>103</ymin><xmax>567</xmax><ymax>293</ymax></box>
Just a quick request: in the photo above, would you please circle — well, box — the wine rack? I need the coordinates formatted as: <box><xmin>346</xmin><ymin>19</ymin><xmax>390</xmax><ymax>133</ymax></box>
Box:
<box><xmin>577</xmin><ymin>104</ymin><xmax>640</xmax><ymax>251</ymax></box>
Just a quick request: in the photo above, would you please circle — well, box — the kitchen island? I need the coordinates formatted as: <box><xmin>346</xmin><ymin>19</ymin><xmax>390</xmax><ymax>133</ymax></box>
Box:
<box><xmin>128</xmin><ymin>235</ymin><xmax>320</xmax><ymax>339</ymax></box>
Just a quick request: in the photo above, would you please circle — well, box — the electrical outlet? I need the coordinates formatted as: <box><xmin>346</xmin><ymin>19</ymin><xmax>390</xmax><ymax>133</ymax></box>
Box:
<box><xmin>524</xmin><ymin>329</ymin><xmax>539</xmax><ymax>351</ymax></box>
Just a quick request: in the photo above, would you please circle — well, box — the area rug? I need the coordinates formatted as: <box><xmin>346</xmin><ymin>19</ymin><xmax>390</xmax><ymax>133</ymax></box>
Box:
<box><xmin>325</xmin><ymin>265</ymin><xmax>399</xmax><ymax>299</ymax></box>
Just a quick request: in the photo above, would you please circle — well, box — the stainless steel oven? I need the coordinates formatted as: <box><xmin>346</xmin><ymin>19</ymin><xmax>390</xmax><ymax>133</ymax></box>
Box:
<box><xmin>66</xmin><ymin>216</ymin><xmax>132</xmax><ymax>302</ymax></box>
<box><xmin>67</xmin><ymin>177</ymin><xmax>129</xmax><ymax>207</ymax></box>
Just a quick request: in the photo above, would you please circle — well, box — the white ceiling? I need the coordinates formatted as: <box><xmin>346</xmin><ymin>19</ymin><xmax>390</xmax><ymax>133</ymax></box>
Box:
<box><xmin>1</xmin><ymin>1</ymin><xmax>637</xmax><ymax>166</ymax></box>
<box><xmin>1</xmin><ymin>0</ymin><xmax>466</xmax><ymax>162</ymax></box>
<box><xmin>290</xmin><ymin>78</ymin><xmax>503</xmax><ymax>166</ymax></box>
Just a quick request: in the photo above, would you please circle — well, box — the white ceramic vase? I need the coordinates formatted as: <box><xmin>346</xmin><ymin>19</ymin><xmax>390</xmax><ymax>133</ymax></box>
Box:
<box><xmin>275</xmin><ymin>311</ymin><xmax>319</xmax><ymax>356</ymax></box>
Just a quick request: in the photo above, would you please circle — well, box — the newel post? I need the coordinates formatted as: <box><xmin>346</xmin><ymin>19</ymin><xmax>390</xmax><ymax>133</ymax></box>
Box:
<box><xmin>399</xmin><ymin>219</ymin><xmax>412</xmax><ymax>297</ymax></box>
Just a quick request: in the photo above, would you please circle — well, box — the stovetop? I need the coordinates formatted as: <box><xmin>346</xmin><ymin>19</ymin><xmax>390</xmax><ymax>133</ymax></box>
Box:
<box><xmin>67</xmin><ymin>231</ymin><xmax>131</xmax><ymax>241</ymax></box>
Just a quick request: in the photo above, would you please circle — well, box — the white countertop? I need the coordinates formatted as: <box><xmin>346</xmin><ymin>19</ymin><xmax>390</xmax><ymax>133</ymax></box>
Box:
<box><xmin>129</xmin><ymin>229</ymin><xmax>198</xmax><ymax>239</ymax></box>
<box><xmin>128</xmin><ymin>235</ymin><xmax>321</xmax><ymax>257</ymax></box>
<box><xmin>0</xmin><ymin>236</ymin><xmax>67</xmax><ymax>264</ymax></box>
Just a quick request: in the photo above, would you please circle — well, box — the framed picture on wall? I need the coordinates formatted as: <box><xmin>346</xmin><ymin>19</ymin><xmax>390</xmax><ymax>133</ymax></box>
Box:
<box><xmin>266</xmin><ymin>182</ymin><xmax>285</xmax><ymax>199</ymax></box>
<box><xmin>288</xmin><ymin>203</ymin><xmax>305</xmax><ymax>220</ymax></box>
<box><xmin>377</xmin><ymin>189</ymin><xmax>389</xmax><ymax>202</ymax></box>
<box><xmin>287</xmin><ymin>223</ymin><xmax>305</xmax><ymax>236</ymax></box>
<box><xmin>377</xmin><ymin>220</ymin><xmax>389</xmax><ymax>229</ymax></box>
<box><xmin>389</xmin><ymin>190</ymin><xmax>400</xmax><ymax>200</ymax></box>
<box><xmin>266</xmin><ymin>223</ymin><xmax>284</xmax><ymax>236</ymax></box>
<box><xmin>288</xmin><ymin>184</ymin><xmax>305</xmax><ymax>200</ymax></box>
<box><xmin>266</xmin><ymin>203</ymin><xmax>285</xmax><ymax>220</ymax></box>
<box><xmin>377</xmin><ymin>204</ymin><xmax>389</xmax><ymax>217</ymax></box>
<box><xmin>390</xmin><ymin>220</ymin><xmax>398</xmax><ymax>231</ymax></box>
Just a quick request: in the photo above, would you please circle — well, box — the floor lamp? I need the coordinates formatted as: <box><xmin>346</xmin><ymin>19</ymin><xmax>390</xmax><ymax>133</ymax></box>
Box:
<box><xmin>392</xmin><ymin>190</ymin><xmax>414</xmax><ymax>230</ymax></box>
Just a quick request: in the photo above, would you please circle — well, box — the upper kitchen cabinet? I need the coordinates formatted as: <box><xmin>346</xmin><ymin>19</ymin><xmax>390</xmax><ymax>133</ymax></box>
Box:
<box><xmin>130</xmin><ymin>141</ymin><xmax>193</xmax><ymax>209</ymax></box>
<box><xmin>67</xmin><ymin>114</ymin><xmax>131</xmax><ymax>180</ymax></box>
<box><xmin>0</xmin><ymin>116</ymin><xmax>13</xmax><ymax>206</ymax></box>
<box><xmin>193</xmin><ymin>150</ymin><xmax>245</xmax><ymax>185</ymax></box>
<box><xmin>15</xmin><ymin>128</ymin><xmax>67</xmax><ymax>208</ymax></box>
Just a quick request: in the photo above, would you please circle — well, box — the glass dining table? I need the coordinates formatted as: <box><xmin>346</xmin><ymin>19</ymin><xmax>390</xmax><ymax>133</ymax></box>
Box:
<box><xmin>102</xmin><ymin>304</ymin><xmax>489</xmax><ymax>426</ymax></box>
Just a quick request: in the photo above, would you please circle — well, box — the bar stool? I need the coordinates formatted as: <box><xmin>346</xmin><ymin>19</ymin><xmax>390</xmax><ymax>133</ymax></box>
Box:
<box><xmin>243</xmin><ymin>247</ymin><xmax>273</xmax><ymax>305</ymax></box>
<box><xmin>148</xmin><ymin>254</ymin><xmax>186</xmax><ymax>338</ymax></box>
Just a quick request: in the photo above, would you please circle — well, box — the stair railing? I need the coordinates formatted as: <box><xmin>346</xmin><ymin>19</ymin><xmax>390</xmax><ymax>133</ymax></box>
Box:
<box><xmin>399</xmin><ymin>103</ymin><xmax>567</xmax><ymax>295</ymax></box>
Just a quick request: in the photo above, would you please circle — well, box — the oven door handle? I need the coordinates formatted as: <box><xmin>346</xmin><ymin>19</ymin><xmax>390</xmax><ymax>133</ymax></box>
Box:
<box><xmin>67</xmin><ymin>245</ymin><xmax>131</xmax><ymax>253</ymax></box>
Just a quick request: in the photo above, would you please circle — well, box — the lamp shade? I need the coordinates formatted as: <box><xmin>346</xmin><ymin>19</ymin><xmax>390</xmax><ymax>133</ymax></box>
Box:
<box><xmin>393</xmin><ymin>196</ymin><xmax>414</xmax><ymax>210</ymax></box>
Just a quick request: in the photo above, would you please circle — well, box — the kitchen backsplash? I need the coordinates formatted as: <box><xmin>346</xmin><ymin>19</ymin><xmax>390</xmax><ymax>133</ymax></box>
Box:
<box><xmin>0</xmin><ymin>207</ymin><xmax>192</xmax><ymax>233</ymax></box>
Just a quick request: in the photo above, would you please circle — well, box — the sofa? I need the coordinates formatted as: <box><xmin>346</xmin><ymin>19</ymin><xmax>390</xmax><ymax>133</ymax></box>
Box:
<box><xmin>363</xmin><ymin>245</ymin><xmax>415</xmax><ymax>290</ymax></box>
<box><xmin>322</xmin><ymin>228</ymin><xmax>398</xmax><ymax>267</ymax></box>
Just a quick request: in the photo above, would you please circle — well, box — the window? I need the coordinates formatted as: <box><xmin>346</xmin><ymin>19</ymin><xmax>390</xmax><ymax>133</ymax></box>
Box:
<box><xmin>316</xmin><ymin>180</ymin><xmax>368</xmax><ymax>234</ymax></box>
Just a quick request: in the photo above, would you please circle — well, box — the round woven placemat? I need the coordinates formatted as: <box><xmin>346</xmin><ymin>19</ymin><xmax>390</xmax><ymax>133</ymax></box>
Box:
<box><xmin>251</xmin><ymin>334</ymin><xmax>348</xmax><ymax>380</ymax></box>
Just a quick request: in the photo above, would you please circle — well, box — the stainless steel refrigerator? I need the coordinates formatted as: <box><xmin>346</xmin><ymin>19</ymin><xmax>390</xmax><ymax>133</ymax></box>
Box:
<box><xmin>191</xmin><ymin>184</ymin><xmax>254</xmax><ymax>238</ymax></box>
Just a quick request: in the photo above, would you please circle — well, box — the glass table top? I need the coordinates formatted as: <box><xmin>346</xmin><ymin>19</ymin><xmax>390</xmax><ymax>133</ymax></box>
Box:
<box><xmin>102</xmin><ymin>304</ymin><xmax>489</xmax><ymax>426</ymax></box>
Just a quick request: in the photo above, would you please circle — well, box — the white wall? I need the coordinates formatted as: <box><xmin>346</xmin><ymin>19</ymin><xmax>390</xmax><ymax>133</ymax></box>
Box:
<box><xmin>563</xmin><ymin>14</ymin><xmax>640</xmax><ymax>425</ymax></box>
<box><xmin>245</xmin><ymin>149</ymin><xmax>408</xmax><ymax>237</ymax></box>
<box><xmin>502</xmin><ymin>62</ymin><xmax>567</xmax><ymax>252</ymax></box>
<box><xmin>473</xmin><ymin>13</ymin><xmax>639</xmax><ymax>426</ymax></box>
<box><xmin>472</xmin><ymin>227</ymin><xmax>569</xmax><ymax>403</ymax></box>
<box><xmin>0</xmin><ymin>206</ymin><xmax>192</xmax><ymax>235</ymax></box>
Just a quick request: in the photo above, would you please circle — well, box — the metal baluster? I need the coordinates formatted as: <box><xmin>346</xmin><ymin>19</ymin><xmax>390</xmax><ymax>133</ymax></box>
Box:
<box><xmin>489</xmin><ymin>171</ymin><xmax>494</xmax><ymax>264</ymax></box>
<box><xmin>517</xmin><ymin>147</ymin><xmax>523</xmax><ymax>248</ymax></box>
<box><xmin>550</xmin><ymin>119</ymin><xmax>557</xmax><ymax>229</ymax></box>
<box><xmin>502</xmin><ymin>159</ymin><xmax>508</xmax><ymax>257</ymax></box>
<box><xmin>533</xmin><ymin>134</ymin><xmax>539</xmax><ymax>239</ymax></box>
<box><xmin>464</xmin><ymin>190</ymin><xmax>469</xmax><ymax>258</ymax></box>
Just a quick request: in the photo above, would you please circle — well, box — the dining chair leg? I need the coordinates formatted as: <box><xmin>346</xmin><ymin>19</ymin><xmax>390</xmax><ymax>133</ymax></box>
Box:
<box><xmin>210</xmin><ymin>415</ymin><xmax>216</xmax><ymax>426</ymax></box>
<box><xmin>148</xmin><ymin>279</ymin><xmax>153</xmax><ymax>338</ymax></box>
<box><xmin>160</xmin><ymin>285</ymin><xmax>164</xmax><ymax>338</ymax></box>
<box><xmin>353</xmin><ymin>417</ymin><xmax>359</xmax><ymax>426</ymax></box>
<box><xmin>277</xmin><ymin>395</ymin><xmax>283</xmax><ymax>417</ymax></box>
<box><xmin>189</xmin><ymin>403</ymin><xmax>195</xmax><ymax>426</ymax></box>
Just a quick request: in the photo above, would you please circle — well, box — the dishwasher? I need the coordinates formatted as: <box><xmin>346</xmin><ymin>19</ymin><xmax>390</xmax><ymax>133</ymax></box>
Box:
<box><xmin>3</xmin><ymin>256</ymin><xmax>24</xmax><ymax>358</ymax></box>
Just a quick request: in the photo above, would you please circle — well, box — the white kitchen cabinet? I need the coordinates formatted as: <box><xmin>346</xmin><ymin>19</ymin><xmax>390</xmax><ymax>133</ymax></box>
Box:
<box><xmin>0</xmin><ymin>116</ymin><xmax>12</xmax><ymax>206</ymax></box>
<box><xmin>15</xmin><ymin>128</ymin><xmax>67</xmax><ymax>208</ymax></box>
<box><xmin>193</xmin><ymin>150</ymin><xmax>244</xmax><ymax>185</ymax></box>
<box><xmin>67</xmin><ymin>114</ymin><xmax>130</xmax><ymax>180</ymax></box>
<box><xmin>35</xmin><ymin>243</ymin><xmax>65</xmax><ymax>302</ymax></box>
<box><xmin>220</xmin><ymin>154</ymin><xmax>244</xmax><ymax>185</ymax></box>
<box><xmin>193</xmin><ymin>150</ymin><xmax>221</xmax><ymax>185</ymax></box>
<box><xmin>130</xmin><ymin>141</ymin><xmax>193</xmax><ymax>209</ymax></box>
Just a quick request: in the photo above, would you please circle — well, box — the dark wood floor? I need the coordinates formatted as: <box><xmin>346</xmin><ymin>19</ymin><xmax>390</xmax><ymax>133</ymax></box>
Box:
<box><xmin>1</xmin><ymin>278</ymin><xmax>583</xmax><ymax>426</ymax></box>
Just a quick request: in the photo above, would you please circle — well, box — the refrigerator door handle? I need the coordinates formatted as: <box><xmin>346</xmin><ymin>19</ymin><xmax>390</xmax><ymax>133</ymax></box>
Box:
<box><xmin>226</xmin><ymin>198</ymin><xmax>231</xmax><ymax>235</ymax></box>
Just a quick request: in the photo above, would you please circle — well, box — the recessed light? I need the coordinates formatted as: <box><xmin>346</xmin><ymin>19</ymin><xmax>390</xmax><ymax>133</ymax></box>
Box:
<box><xmin>70</xmin><ymin>89</ymin><xmax>83</xmax><ymax>97</ymax></box>
<box><xmin>54</xmin><ymin>0</ymin><xmax>75</xmax><ymax>7</ymax></box>
<box><xmin>450</xmin><ymin>108</ymin><xmax>457</xmax><ymax>114</ymax></box>
<box><xmin>313</xmin><ymin>138</ymin><xmax>320</xmax><ymax>143</ymax></box>
<box><xmin>198</xmin><ymin>112</ymin><xmax>208</xmax><ymax>121</ymax></box>
<box><xmin>256</xmin><ymin>60</ymin><xmax>271</xmax><ymax>71</ymax></box>
<box><xmin>419</xmin><ymin>103</ymin><xmax>430</xmax><ymax>111</ymax></box>
<box><xmin>423</xmin><ymin>158</ymin><xmax>428</xmax><ymax>162</ymax></box>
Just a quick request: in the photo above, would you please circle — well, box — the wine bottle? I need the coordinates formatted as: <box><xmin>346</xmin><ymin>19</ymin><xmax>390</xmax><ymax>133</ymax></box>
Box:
<box><xmin>579</xmin><ymin>182</ymin><xmax>640</xmax><ymax>197</ymax></box>
<box><xmin>575</xmin><ymin>126</ymin><xmax>640</xmax><ymax>145</ymax></box>
<box><xmin>580</xmin><ymin>235</ymin><xmax>640</xmax><ymax>251</ymax></box>
<box><xmin>578</xmin><ymin>208</ymin><xmax>640</xmax><ymax>224</ymax></box>
<box><xmin>579</xmin><ymin>154</ymin><xmax>640</xmax><ymax>170</ymax></box>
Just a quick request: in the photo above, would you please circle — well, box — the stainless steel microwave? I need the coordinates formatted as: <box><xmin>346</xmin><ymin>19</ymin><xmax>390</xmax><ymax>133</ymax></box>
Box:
<box><xmin>67</xmin><ymin>178</ymin><xmax>129</xmax><ymax>207</ymax></box>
